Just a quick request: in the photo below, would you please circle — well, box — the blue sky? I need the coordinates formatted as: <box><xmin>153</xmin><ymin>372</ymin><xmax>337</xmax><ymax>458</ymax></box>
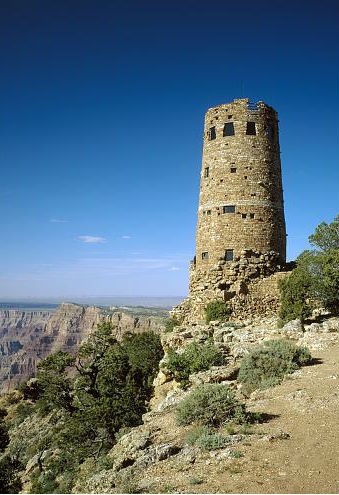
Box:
<box><xmin>0</xmin><ymin>0</ymin><xmax>338</xmax><ymax>299</ymax></box>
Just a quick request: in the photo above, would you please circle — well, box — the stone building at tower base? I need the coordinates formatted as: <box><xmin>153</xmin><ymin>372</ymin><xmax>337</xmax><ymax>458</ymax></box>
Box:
<box><xmin>172</xmin><ymin>250</ymin><xmax>293</xmax><ymax>324</ymax></box>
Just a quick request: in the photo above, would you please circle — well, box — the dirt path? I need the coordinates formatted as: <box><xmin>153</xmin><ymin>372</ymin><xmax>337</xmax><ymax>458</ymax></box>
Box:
<box><xmin>137</xmin><ymin>341</ymin><xmax>339</xmax><ymax>494</ymax></box>
<box><xmin>222</xmin><ymin>342</ymin><xmax>339</xmax><ymax>494</ymax></box>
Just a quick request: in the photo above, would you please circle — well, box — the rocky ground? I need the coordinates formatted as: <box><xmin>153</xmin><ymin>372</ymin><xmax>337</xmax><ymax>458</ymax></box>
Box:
<box><xmin>72</xmin><ymin>316</ymin><xmax>339</xmax><ymax>494</ymax></box>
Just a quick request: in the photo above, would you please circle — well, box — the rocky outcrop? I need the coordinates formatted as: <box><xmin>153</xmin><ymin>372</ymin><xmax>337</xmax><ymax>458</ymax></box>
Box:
<box><xmin>172</xmin><ymin>250</ymin><xmax>293</xmax><ymax>324</ymax></box>
<box><xmin>0</xmin><ymin>303</ymin><xmax>164</xmax><ymax>392</ymax></box>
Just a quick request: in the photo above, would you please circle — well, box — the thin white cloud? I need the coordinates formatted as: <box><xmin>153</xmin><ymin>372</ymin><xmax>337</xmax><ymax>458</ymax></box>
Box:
<box><xmin>78</xmin><ymin>236</ymin><xmax>106</xmax><ymax>244</ymax></box>
<box><xmin>121</xmin><ymin>235</ymin><xmax>132</xmax><ymax>239</ymax></box>
<box><xmin>168</xmin><ymin>266</ymin><xmax>180</xmax><ymax>271</ymax></box>
<box><xmin>50</xmin><ymin>218</ymin><xmax>69</xmax><ymax>223</ymax></box>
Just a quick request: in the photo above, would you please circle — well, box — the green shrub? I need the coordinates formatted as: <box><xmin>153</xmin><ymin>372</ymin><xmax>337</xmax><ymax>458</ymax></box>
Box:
<box><xmin>189</xmin><ymin>477</ymin><xmax>204</xmax><ymax>485</ymax></box>
<box><xmin>279</xmin><ymin>215</ymin><xmax>339</xmax><ymax>323</ymax></box>
<box><xmin>0</xmin><ymin>455</ymin><xmax>23</xmax><ymax>493</ymax></box>
<box><xmin>185</xmin><ymin>425</ymin><xmax>210</xmax><ymax>445</ymax></box>
<box><xmin>176</xmin><ymin>383</ymin><xmax>247</xmax><ymax>427</ymax></box>
<box><xmin>167</xmin><ymin>341</ymin><xmax>225</xmax><ymax>387</ymax></box>
<box><xmin>164</xmin><ymin>317</ymin><xmax>180</xmax><ymax>333</ymax></box>
<box><xmin>196</xmin><ymin>431</ymin><xmax>231</xmax><ymax>450</ymax></box>
<box><xmin>278</xmin><ymin>253</ymin><xmax>314</xmax><ymax>324</ymax></box>
<box><xmin>238</xmin><ymin>339</ymin><xmax>312</xmax><ymax>393</ymax></box>
<box><xmin>205</xmin><ymin>300</ymin><xmax>231</xmax><ymax>323</ymax></box>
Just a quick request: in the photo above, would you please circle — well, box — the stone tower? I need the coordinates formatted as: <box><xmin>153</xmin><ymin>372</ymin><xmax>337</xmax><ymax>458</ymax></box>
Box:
<box><xmin>195</xmin><ymin>98</ymin><xmax>286</xmax><ymax>270</ymax></box>
<box><xmin>172</xmin><ymin>98</ymin><xmax>288</xmax><ymax>323</ymax></box>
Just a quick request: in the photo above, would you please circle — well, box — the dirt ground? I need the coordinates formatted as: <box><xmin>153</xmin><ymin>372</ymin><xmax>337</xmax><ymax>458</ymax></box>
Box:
<box><xmin>136</xmin><ymin>341</ymin><xmax>339</xmax><ymax>494</ymax></box>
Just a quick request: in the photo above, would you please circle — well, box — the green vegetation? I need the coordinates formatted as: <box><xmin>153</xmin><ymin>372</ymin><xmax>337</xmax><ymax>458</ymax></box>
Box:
<box><xmin>205</xmin><ymin>300</ymin><xmax>231</xmax><ymax>323</ymax></box>
<box><xmin>176</xmin><ymin>383</ymin><xmax>247</xmax><ymax>427</ymax></box>
<box><xmin>166</xmin><ymin>340</ymin><xmax>225</xmax><ymax>387</ymax></box>
<box><xmin>0</xmin><ymin>324</ymin><xmax>163</xmax><ymax>493</ymax></box>
<box><xmin>279</xmin><ymin>215</ymin><xmax>339</xmax><ymax>324</ymax></box>
<box><xmin>238</xmin><ymin>339</ymin><xmax>312</xmax><ymax>393</ymax></box>
<box><xmin>186</xmin><ymin>425</ymin><xmax>232</xmax><ymax>450</ymax></box>
<box><xmin>189</xmin><ymin>477</ymin><xmax>204</xmax><ymax>485</ymax></box>
<box><xmin>164</xmin><ymin>316</ymin><xmax>180</xmax><ymax>333</ymax></box>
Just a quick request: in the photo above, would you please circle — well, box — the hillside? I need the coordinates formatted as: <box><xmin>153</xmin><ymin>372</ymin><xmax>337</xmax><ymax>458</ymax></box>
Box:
<box><xmin>1</xmin><ymin>314</ymin><xmax>337</xmax><ymax>493</ymax></box>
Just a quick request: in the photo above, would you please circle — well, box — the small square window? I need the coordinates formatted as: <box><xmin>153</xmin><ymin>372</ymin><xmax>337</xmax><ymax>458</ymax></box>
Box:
<box><xmin>206</xmin><ymin>210</ymin><xmax>211</xmax><ymax>215</ymax></box>
<box><xmin>244</xmin><ymin>176</ymin><xmax>247</xmax><ymax>179</ymax></box>
<box><xmin>209</xmin><ymin>127</ymin><xmax>216</xmax><ymax>140</ymax></box>
<box><xmin>223</xmin><ymin>122</ymin><xmax>235</xmax><ymax>136</ymax></box>
<box><xmin>242</xmin><ymin>213</ymin><xmax>247</xmax><ymax>219</ymax></box>
<box><xmin>223</xmin><ymin>205</ymin><xmax>235</xmax><ymax>213</ymax></box>
<box><xmin>228</xmin><ymin>115</ymin><xmax>233</xmax><ymax>119</ymax></box>
<box><xmin>250</xmin><ymin>213</ymin><xmax>255</xmax><ymax>219</ymax></box>
<box><xmin>246</xmin><ymin>122</ymin><xmax>256</xmax><ymax>135</ymax></box>
<box><xmin>225</xmin><ymin>249</ymin><xmax>234</xmax><ymax>261</ymax></box>
<box><xmin>204</xmin><ymin>167</ymin><xmax>209</xmax><ymax>177</ymax></box>
<box><xmin>202</xmin><ymin>252</ymin><xmax>209</xmax><ymax>260</ymax></box>
<box><xmin>230</xmin><ymin>167</ymin><xmax>237</xmax><ymax>173</ymax></box>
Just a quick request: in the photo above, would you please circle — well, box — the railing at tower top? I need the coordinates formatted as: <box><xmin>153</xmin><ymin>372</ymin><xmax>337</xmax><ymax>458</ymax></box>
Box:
<box><xmin>248</xmin><ymin>101</ymin><xmax>259</xmax><ymax>111</ymax></box>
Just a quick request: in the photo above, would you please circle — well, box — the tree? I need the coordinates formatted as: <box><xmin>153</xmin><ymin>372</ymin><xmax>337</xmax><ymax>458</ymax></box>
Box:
<box><xmin>308</xmin><ymin>215</ymin><xmax>339</xmax><ymax>251</ymax></box>
<box><xmin>279</xmin><ymin>215</ymin><xmax>339</xmax><ymax>323</ymax></box>
<box><xmin>36</xmin><ymin>351</ymin><xmax>76</xmax><ymax>413</ymax></box>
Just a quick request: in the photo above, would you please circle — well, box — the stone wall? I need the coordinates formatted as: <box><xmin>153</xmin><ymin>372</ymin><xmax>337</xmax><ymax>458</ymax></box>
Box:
<box><xmin>172</xmin><ymin>250</ymin><xmax>291</xmax><ymax>323</ymax></box>
<box><xmin>196</xmin><ymin>98</ymin><xmax>286</xmax><ymax>270</ymax></box>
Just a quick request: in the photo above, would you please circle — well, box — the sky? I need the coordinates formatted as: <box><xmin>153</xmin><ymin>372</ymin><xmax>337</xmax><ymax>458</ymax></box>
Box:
<box><xmin>0</xmin><ymin>0</ymin><xmax>338</xmax><ymax>300</ymax></box>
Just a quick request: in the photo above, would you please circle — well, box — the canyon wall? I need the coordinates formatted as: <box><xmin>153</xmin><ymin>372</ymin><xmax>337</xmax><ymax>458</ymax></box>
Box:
<box><xmin>0</xmin><ymin>303</ymin><xmax>164</xmax><ymax>392</ymax></box>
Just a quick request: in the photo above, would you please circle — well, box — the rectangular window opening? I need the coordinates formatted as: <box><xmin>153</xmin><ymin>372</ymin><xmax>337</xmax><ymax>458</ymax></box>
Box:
<box><xmin>230</xmin><ymin>167</ymin><xmax>237</xmax><ymax>173</ymax></box>
<box><xmin>250</xmin><ymin>213</ymin><xmax>255</xmax><ymax>219</ymax></box>
<box><xmin>223</xmin><ymin>122</ymin><xmax>235</xmax><ymax>136</ymax></box>
<box><xmin>242</xmin><ymin>213</ymin><xmax>247</xmax><ymax>219</ymax></box>
<box><xmin>246</xmin><ymin>122</ymin><xmax>257</xmax><ymax>135</ymax></box>
<box><xmin>223</xmin><ymin>205</ymin><xmax>235</xmax><ymax>214</ymax></box>
<box><xmin>206</xmin><ymin>210</ymin><xmax>211</xmax><ymax>215</ymax></box>
<box><xmin>202</xmin><ymin>252</ymin><xmax>209</xmax><ymax>260</ymax></box>
<box><xmin>204</xmin><ymin>167</ymin><xmax>209</xmax><ymax>177</ymax></box>
<box><xmin>225</xmin><ymin>249</ymin><xmax>234</xmax><ymax>261</ymax></box>
<box><xmin>209</xmin><ymin>127</ymin><xmax>216</xmax><ymax>140</ymax></box>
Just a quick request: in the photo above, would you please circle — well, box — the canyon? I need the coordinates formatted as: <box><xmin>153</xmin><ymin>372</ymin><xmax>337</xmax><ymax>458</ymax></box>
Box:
<box><xmin>0</xmin><ymin>303</ymin><xmax>164</xmax><ymax>392</ymax></box>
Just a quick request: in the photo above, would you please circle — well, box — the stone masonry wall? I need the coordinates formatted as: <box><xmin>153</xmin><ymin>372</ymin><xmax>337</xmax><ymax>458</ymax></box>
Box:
<box><xmin>172</xmin><ymin>250</ymin><xmax>291</xmax><ymax>323</ymax></box>
<box><xmin>196</xmin><ymin>98</ymin><xmax>286</xmax><ymax>270</ymax></box>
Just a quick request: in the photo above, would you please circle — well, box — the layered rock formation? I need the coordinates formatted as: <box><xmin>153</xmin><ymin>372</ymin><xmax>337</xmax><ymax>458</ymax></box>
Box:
<box><xmin>0</xmin><ymin>303</ymin><xmax>164</xmax><ymax>392</ymax></box>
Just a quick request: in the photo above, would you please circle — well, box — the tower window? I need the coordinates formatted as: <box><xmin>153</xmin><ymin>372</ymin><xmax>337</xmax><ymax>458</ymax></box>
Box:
<box><xmin>223</xmin><ymin>122</ymin><xmax>235</xmax><ymax>136</ymax></box>
<box><xmin>206</xmin><ymin>210</ymin><xmax>211</xmax><ymax>215</ymax></box>
<box><xmin>223</xmin><ymin>205</ymin><xmax>235</xmax><ymax>213</ymax></box>
<box><xmin>250</xmin><ymin>213</ymin><xmax>255</xmax><ymax>218</ymax></box>
<box><xmin>225</xmin><ymin>249</ymin><xmax>234</xmax><ymax>261</ymax></box>
<box><xmin>209</xmin><ymin>127</ymin><xmax>216</xmax><ymax>140</ymax></box>
<box><xmin>242</xmin><ymin>213</ymin><xmax>247</xmax><ymax>219</ymax></box>
<box><xmin>204</xmin><ymin>167</ymin><xmax>209</xmax><ymax>177</ymax></box>
<box><xmin>230</xmin><ymin>167</ymin><xmax>237</xmax><ymax>173</ymax></box>
<box><xmin>246</xmin><ymin>122</ymin><xmax>256</xmax><ymax>135</ymax></box>
<box><xmin>202</xmin><ymin>252</ymin><xmax>209</xmax><ymax>260</ymax></box>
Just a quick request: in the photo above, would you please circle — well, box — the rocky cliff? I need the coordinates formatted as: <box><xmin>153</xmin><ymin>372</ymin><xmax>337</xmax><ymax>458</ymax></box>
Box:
<box><xmin>0</xmin><ymin>303</ymin><xmax>164</xmax><ymax>392</ymax></box>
